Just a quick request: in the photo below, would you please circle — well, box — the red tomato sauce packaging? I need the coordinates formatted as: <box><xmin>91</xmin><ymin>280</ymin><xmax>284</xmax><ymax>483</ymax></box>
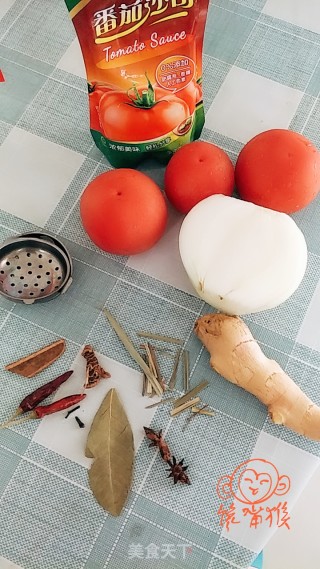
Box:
<box><xmin>64</xmin><ymin>0</ymin><xmax>209</xmax><ymax>167</ymax></box>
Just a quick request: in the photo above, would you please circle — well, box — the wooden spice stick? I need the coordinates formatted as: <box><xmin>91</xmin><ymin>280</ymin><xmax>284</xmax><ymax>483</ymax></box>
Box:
<box><xmin>191</xmin><ymin>406</ymin><xmax>215</xmax><ymax>416</ymax></box>
<box><xmin>173</xmin><ymin>380</ymin><xmax>209</xmax><ymax>409</ymax></box>
<box><xmin>168</xmin><ymin>348</ymin><xmax>181</xmax><ymax>390</ymax></box>
<box><xmin>145</xmin><ymin>396</ymin><xmax>175</xmax><ymax>409</ymax></box>
<box><xmin>137</xmin><ymin>331</ymin><xmax>184</xmax><ymax>346</ymax></box>
<box><xmin>183</xmin><ymin>350</ymin><xmax>190</xmax><ymax>392</ymax></box>
<box><xmin>170</xmin><ymin>397</ymin><xmax>201</xmax><ymax>417</ymax></box>
<box><xmin>103</xmin><ymin>309</ymin><xmax>162</xmax><ymax>397</ymax></box>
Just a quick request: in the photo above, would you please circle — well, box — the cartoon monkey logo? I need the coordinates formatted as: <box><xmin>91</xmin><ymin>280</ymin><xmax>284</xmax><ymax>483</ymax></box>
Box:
<box><xmin>217</xmin><ymin>458</ymin><xmax>290</xmax><ymax>505</ymax></box>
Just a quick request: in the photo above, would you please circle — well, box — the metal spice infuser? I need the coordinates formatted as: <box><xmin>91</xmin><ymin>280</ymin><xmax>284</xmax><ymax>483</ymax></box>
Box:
<box><xmin>0</xmin><ymin>232</ymin><xmax>73</xmax><ymax>304</ymax></box>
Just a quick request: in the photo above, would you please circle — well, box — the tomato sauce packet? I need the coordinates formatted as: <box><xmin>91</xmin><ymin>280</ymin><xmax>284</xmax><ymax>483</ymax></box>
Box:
<box><xmin>64</xmin><ymin>0</ymin><xmax>209</xmax><ymax>167</ymax></box>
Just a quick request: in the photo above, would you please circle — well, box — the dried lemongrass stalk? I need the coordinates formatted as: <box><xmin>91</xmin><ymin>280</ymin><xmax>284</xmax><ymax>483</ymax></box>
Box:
<box><xmin>152</xmin><ymin>347</ymin><xmax>175</xmax><ymax>357</ymax></box>
<box><xmin>173</xmin><ymin>380</ymin><xmax>209</xmax><ymax>409</ymax></box>
<box><xmin>146</xmin><ymin>378</ymin><xmax>153</xmax><ymax>396</ymax></box>
<box><xmin>183</xmin><ymin>350</ymin><xmax>190</xmax><ymax>392</ymax></box>
<box><xmin>168</xmin><ymin>348</ymin><xmax>182</xmax><ymax>390</ymax></box>
<box><xmin>145</xmin><ymin>397</ymin><xmax>175</xmax><ymax>409</ymax></box>
<box><xmin>144</xmin><ymin>342</ymin><xmax>166</xmax><ymax>395</ymax></box>
<box><xmin>137</xmin><ymin>331</ymin><xmax>184</xmax><ymax>346</ymax></box>
<box><xmin>148</xmin><ymin>343</ymin><xmax>161</xmax><ymax>381</ymax></box>
<box><xmin>140</xmin><ymin>344</ymin><xmax>157</xmax><ymax>397</ymax></box>
<box><xmin>182</xmin><ymin>404</ymin><xmax>209</xmax><ymax>431</ymax></box>
<box><xmin>191</xmin><ymin>406</ymin><xmax>215</xmax><ymax>416</ymax></box>
<box><xmin>141</xmin><ymin>354</ymin><xmax>154</xmax><ymax>397</ymax></box>
<box><xmin>139</xmin><ymin>344</ymin><xmax>175</xmax><ymax>357</ymax></box>
<box><xmin>170</xmin><ymin>397</ymin><xmax>201</xmax><ymax>417</ymax></box>
<box><xmin>103</xmin><ymin>310</ymin><xmax>162</xmax><ymax>397</ymax></box>
<box><xmin>144</xmin><ymin>343</ymin><xmax>157</xmax><ymax>378</ymax></box>
<box><xmin>142</xmin><ymin>371</ymin><xmax>148</xmax><ymax>396</ymax></box>
<box><xmin>141</xmin><ymin>351</ymin><xmax>153</xmax><ymax>397</ymax></box>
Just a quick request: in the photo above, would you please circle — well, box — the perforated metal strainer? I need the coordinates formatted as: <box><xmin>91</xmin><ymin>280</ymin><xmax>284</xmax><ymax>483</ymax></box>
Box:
<box><xmin>0</xmin><ymin>232</ymin><xmax>73</xmax><ymax>304</ymax></box>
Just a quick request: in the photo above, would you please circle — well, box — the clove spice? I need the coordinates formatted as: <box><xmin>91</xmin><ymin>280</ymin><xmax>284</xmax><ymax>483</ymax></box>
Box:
<box><xmin>65</xmin><ymin>405</ymin><xmax>80</xmax><ymax>418</ymax></box>
<box><xmin>75</xmin><ymin>416</ymin><xmax>85</xmax><ymax>428</ymax></box>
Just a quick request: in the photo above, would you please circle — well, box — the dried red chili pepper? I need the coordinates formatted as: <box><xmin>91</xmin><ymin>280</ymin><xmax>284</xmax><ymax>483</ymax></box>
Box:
<box><xmin>0</xmin><ymin>370</ymin><xmax>74</xmax><ymax>428</ymax></box>
<box><xmin>32</xmin><ymin>394</ymin><xmax>86</xmax><ymax>418</ymax></box>
<box><xmin>143</xmin><ymin>426</ymin><xmax>172</xmax><ymax>462</ymax></box>
<box><xmin>20</xmin><ymin>370</ymin><xmax>74</xmax><ymax>412</ymax></box>
<box><xmin>0</xmin><ymin>393</ymin><xmax>86</xmax><ymax>429</ymax></box>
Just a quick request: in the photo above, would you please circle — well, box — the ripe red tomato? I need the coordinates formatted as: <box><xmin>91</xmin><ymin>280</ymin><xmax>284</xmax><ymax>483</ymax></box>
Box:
<box><xmin>88</xmin><ymin>82</ymin><xmax>115</xmax><ymax>133</ymax></box>
<box><xmin>89</xmin><ymin>90</ymin><xmax>102</xmax><ymax>132</ymax></box>
<box><xmin>164</xmin><ymin>141</ymin><xmax>235</xmax><ymax>214</ymax></box>
<box><xmin>99</xmin><ymin>91</ymin><xmax>189</xmax><ymax>142</ymax></box>
<box><xmin>235</xmin><ymin>129</ymin><xmax>320</xmax><ymax>213</ymax></box>
<box><xmin>80</xmin><ymin>169</ymin><xmax>168</xmax><ymax>255</ymax></box>
<box><xmin>176</xmin><ymin>80</ymin><xmax>202</xmax><ymax>114</ymax></box>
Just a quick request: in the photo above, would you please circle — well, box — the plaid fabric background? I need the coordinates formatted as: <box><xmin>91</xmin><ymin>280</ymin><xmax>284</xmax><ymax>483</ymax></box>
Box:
<box><xmin>1</xmin><ymin>1</ymin><xmax>320</xmax><ymax>568</ymax></box>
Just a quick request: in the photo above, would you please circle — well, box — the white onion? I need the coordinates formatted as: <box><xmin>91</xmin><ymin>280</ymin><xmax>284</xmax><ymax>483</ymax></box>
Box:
<box><xmin>179</xmin><ymin>195</ymin><xmax>307</xmax><ymax>315</ymax></box>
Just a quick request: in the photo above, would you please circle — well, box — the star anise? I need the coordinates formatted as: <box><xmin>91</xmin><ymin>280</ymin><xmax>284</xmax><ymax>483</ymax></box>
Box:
<box><xmin>166</xmin><ymin>456</ymin><xmax>191</xmax><ymax>485</ymax></box>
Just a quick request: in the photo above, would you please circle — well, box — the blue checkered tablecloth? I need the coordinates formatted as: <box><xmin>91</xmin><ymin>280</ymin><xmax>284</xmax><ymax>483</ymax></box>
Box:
<box><xmin>1</xmin><ymin>1</ymin><xmax>320</xmax><ymax>568</ymax></box>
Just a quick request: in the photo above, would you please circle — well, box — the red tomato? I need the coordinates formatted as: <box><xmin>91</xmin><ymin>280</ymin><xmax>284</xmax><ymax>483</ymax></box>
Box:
<box><xmin>88</xmin><ymin>82</ymin><xmax>115</xmax><ymax>133</ymax></box>
<box><xmin>89</xmin><ymin>90</ymin><xmax>102</xmax><ymax>132</ymax></box>
<box><xmin>80</xmin><ymin>169</ymin><xmax>168</xmax><ymax>255</ymax></box>
<box><xmin>164</xmin><ymin>141</ymin><xmax>235</xmax><ymax>214</ymax></box>
<box><xmin>154</xmin><ymin>86</ymin><xmax>173</xmax><ymax>100</ymax></box>
<box><xmin>235</xmin><ymin>129</ymin><xmax>320</xmax><ymax>213</ymax></box>
<box><xmin>99</xmin><ymin>91</ymin><xmax>189</xmax><ymax>142</ymax></box>
<box><xmin>176</xmin><ymin>80</ymin><xmax>202</xmax><ymax>114</ymax></box>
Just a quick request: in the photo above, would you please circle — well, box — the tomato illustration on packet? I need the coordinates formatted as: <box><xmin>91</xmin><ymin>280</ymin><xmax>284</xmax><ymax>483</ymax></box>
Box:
<box><xmin>64</xmin><ymin>0</ymin><xmax>209</xmax><ymax>167</ymax></box>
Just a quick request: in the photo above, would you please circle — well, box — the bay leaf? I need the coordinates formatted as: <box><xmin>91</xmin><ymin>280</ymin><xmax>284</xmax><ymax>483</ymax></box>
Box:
<box><xmin>86</xmin><ymin>388</ymin><xmax>134</xmax><ymax>516</ymax></box>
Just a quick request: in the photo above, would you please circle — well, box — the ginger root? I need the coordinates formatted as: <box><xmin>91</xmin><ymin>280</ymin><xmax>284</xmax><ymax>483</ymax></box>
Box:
<box><xmin>195</xmin><ymin>313</ymin><xmax>320</xmax><ymax>441</ymax></box>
